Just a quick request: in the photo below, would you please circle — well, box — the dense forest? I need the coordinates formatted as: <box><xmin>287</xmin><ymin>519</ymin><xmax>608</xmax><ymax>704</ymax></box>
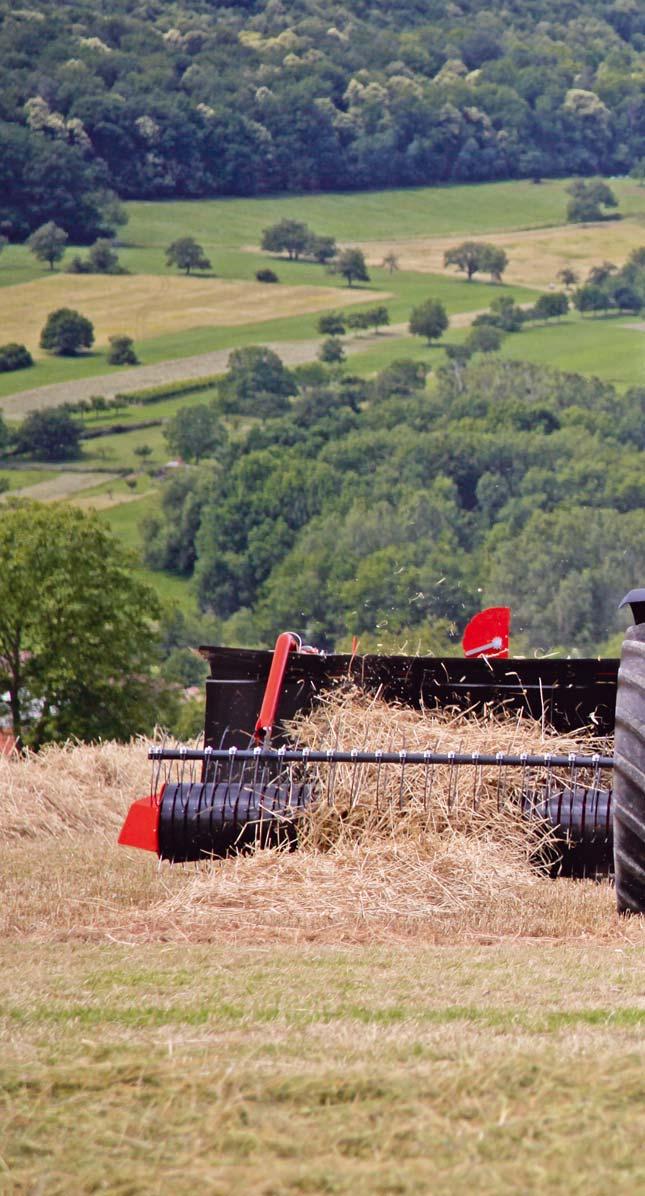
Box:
<box><xmin>142</xmin><ymin>356</ymin><xmax>645</xmax><ymax>656</ymax></box>
<box><xmin>1</xmin><ymin>0</ymin><xmax>643</xmax><ymax>237</ymax></box>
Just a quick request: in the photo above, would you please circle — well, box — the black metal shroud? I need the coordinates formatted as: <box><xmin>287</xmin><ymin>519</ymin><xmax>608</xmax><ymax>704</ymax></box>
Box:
<box><xmin>199</xmin><ymin>646</ymin><xmax>619</xmax><ymax>749</ymax></box>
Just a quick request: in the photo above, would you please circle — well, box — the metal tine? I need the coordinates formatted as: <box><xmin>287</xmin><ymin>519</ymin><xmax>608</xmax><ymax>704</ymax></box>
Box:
<box><xmin>399</xmin><ymin>752</ymin><xmax>407</xmax><ymax>809</ymax></box>
<box><xmin>495</xmin><ymin>752</ymin><xmax>504</xmax><ymax>810</ymax></box>
<box><xmin>375</xmin><ymin>750</ymin><xmax>383</xmax><ymax>813</ymax></box>
<box><xmin>348</xmin><ymin>750</ymin><xmax>361</xmax><ymax>810</ymax></box>
<box><xmin>446</xmin><ymin>752</ymin><xmax>456</xmax><ymax>812</ymax></box>
<box><xmin>422</xmin><ymin>753</ymin><xmax>430</xmax><ymax>812</ymax></box>
<box><xmin>471</xmin><ymin>751</ymin><xmax>481</xmax><ymax>812</ymax></box>
<box><xmin>571</xmin><ymin>753</ymin><xmax>583</xmax><ymax>842</ymax></box>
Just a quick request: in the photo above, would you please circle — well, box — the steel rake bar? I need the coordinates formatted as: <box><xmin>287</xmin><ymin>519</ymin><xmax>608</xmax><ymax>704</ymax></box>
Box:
<box><xmin>148</xmin><ymin>746</ymin><xmax>615</xmax><ymax>768</ymax></box>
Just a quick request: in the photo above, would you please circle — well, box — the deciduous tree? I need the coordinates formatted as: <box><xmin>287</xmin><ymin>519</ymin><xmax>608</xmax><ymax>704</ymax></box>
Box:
<box><xmin>409</xmin><ymin>298</ymin><xmax>448</xmax><ymax>344</ymax></box>
<box><xmin>107</xmin><ymin>335</ymin><xmax>138</xmax><ymax>366</ymax></box>
<box><xmin>166</xmin><ymin>237</ymin><xmax>211</xmax><ymax>274</ymax></box>
<box><xmin>27</xmin><ymin>221</ymin><xmax>68</xmax><ymax>270</ymax></box>
<box><xmin>40</xmin><ymin>308</ymin><xmax>94</xmax><ymax>356</ymax></box>
<box><xmin>531</xmin><ymin>292</ymin><xmax>569</xmax><ymax>321</ymax></box>
<box><xmin>334</xmin><ymin>248</ymin><xmax>370</xmax><ymax>287</ymax></box>
<box><xmin>164</xmin><ymin>404</ymin><xmax>228</xmax><ymax>463</ymax></box>
<box><xmin>318</xmin><ymin>337</ymin><xmax>345</xmax><ymax>364</ymax></box>
<box><xmin>566</xmin><ymin>179</ymin><xmax>618</xmax><ymax>223</ymax></box>
<box><xmin>15</xmin><ymin>408</ymin><xmax>81</xmax><ymax>460</ymax></box>
<box><xmin>0</xmin><ymin>501</ymin><xmax>163</xmax><ymax>746</ymax></box>
<box><xmin>261</xmin><ymin>219</ymin><xmax>311</xmax><ymax>260</ymax></box>
<box><xmin>444</xmin><ymin>241</ymin><xmax>507</xmax><ymax>281</ymax></box>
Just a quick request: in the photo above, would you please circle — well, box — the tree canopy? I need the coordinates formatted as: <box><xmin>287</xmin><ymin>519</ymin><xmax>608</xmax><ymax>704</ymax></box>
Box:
<box><xmin>40</xmin><ymin>308</ymin><xmax>94</xmax><ymax>356</ymax></box>
<box><xmin>0</xmin><ymin>0</ymin><xmax>641</xmax><ymax>228</ymax></box>
<box><xmin>142</xmin><ymin>354</ymin><xmax>645</xmax><ymax>656</ymax></box>
<box><xmin>0</xmin><ymin>502</ymin><xmax>163</xmax><ymax>746</ymax></box>
<box><xmin>409</xmin><ymin>299</ymin><xmax>449</xmax><ymax>344</ymax></box>
<box><xmin>166</xmin><ymin>237</ymin><xmax>211</xmax><ymax>274</ymax></box>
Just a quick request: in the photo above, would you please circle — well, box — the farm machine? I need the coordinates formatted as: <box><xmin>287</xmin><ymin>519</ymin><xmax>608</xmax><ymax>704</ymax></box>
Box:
<box><xmin>119</xmin><ymin>598</ymin><xmax>645</xmax><ymax>915</ymax></box>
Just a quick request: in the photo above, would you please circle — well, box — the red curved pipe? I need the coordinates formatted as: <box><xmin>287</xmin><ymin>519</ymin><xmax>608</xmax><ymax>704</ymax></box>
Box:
<box><xmin>253</xmin><ymin>632</ymin><xmax>300</xmax><ymax>745</ymax></box>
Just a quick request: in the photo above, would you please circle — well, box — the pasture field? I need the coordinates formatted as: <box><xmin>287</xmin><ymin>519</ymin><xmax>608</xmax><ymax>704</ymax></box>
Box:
<box><xmin>498</xmin><ymin>315</ymin><xmax>645</xmax><ymax>389</ymax></box>
<box><xmin>1</xmin><ymin>715</ymin><xmax>644</xmax><ymax>1196</ymax></box>
<box><xmin>119</xmin><ymin>177</ymin><xmax>645</xmax><ymax>251</ymax></box>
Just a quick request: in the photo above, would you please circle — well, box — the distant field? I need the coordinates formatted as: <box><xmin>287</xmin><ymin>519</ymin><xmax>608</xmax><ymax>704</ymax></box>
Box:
<box><xmin>121</xmin><ymin>178</ymin><xmax>645</xmax><ymax>249</ymax></box>
<box><xmin>498</xmin><ymin>316</ymin><xmax>645</xmax><ymax>388</ymax></box>
<box><xmin>361</xmin><ymin>216</ymin><xmax>645</xmax><ymax>288</ymax></box>
<box><xmin>0</xmin><ymin>273</ymin><xmax>536</xmax><ymax>410</ymax></box>
<box><xmin>0</xmin><ymin>273</ymin><xmax>390</xmax><ymax>355</ymax></box>
<box><xmin>6</xmin><ymin>469</ymin><xmax>118</xmax><ymax>501</ymax></box>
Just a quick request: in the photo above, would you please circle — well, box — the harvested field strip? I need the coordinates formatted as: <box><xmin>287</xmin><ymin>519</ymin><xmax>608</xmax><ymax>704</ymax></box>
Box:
<box><xmin>1</xmin><ymin>941</ymin><xmax>644</xmax><ymax>1196</ymax></box>
<box><xmin>359</xmin><ymin>217</ymin><xmax>645</xmax><ymax>287</ymax></box>
<box><xmin>2</xmin><ymin>697</ymin><xmax>638</xmax><ymax>947</ymax></box>
<box><xmin>0</xmin><ymin>273</ymin><xmax>392</xmax><ymax>355</ymax></box>
<box><xmin>2</xmin><ymin>470</ymin><xmax>120</xmax><ymax>501</ymax></box>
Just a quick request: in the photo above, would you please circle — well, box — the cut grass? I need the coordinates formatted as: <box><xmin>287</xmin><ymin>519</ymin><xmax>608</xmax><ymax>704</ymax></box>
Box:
<box><xmin>1</xmin><ymin>712</ymin><xmax>643</xmax><ymax>1194</ymax></box>
<box><xmin>1</xmin><ymin>937</ymin><xmax>644</xmax><ymax>1196</ymax></box>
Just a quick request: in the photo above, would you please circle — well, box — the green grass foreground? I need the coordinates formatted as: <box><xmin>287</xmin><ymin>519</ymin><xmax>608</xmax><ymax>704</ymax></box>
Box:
<box><xmin>1</xmin><ymin>941</ymin><xmax>644</xmax><ymax>1195</ymax></box>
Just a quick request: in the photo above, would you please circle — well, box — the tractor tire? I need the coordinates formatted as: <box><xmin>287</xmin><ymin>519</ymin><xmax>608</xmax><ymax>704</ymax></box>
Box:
<box><xmin>613</xmin><ymin>627</ymin><xmax>645</xmax><ymax>914</ymax></box>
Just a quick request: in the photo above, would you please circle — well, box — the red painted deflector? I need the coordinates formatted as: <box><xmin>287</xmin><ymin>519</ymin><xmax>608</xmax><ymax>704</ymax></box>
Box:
<box><xmin>462</xmin><ymin>607</ymin><xmax>511</xmax><ymax>659</ymax></box>
<box><xmin>254</xmin><ymin>632</ymin><xmax>300</xmax><ymax>745</ymax></box>
<box><xmin>118</xmin><ymin>796</ymin><xmax>160</xmax><ymax>853</ymax></box>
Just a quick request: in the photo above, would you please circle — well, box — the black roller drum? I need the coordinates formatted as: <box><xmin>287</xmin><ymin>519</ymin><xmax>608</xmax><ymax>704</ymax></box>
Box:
<box><xmin>528</xmin><ymin>784</ymin><xmax>613</xmax><ymax>877</ymax></box>
<box><xmin>158</xmin><ymin>780</ymin><xmax>314</xmax><ymax>862</ymax></box>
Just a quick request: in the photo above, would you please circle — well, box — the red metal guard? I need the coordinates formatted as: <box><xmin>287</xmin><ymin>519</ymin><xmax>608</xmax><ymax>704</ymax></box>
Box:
<box><xmin>253</xmin><ymin>632</ymin><xmax>300</xmax><ymax>745</ymax></box>
<box><xmin>117</xmin><ymin>792</ymin><xmax>161</xmax><ymax>853</ymax></box>
<box><xmin>462</xmin><ymin>606</ymin><xmax>511</xmax><ymax>659</ymax></box>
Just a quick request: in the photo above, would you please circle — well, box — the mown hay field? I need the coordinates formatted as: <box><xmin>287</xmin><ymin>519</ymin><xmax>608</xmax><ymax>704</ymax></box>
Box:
<box><xmin>2</xmin><ymin>697</ymin><xmax>644</xmax><ymax>1192</ymax></box>
<box><xmin>360</xmin><ymin>217</ymin><xmax>645</xmax><ymax>288</ymax></box>
<box><xmin>0</xmin><ymin>273</ymin><xmax>391</xmax><ymax>355</ymax></box>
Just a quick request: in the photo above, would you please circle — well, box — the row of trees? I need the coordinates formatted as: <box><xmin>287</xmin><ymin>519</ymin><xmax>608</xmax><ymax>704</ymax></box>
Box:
<box><xmin>0</xmin><ymin>0</ymin><xmax>642</xmax><ymax>231</ymax></box>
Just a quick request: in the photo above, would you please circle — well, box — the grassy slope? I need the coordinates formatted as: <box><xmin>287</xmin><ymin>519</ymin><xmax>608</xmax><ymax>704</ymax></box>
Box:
<box><xmin>1</xmin><ymin>940</ymin><xmax>644</xmax><ymax>1195</ymax></box>
<box><xmin>121</xmin><ymin>177</ymin><xmax>645</xmax><ymax>247</ymax></box>
<box><xmin>497</xmin><ymin>315</ymin><xmax>645</xmax><ymax>388</ymax></box>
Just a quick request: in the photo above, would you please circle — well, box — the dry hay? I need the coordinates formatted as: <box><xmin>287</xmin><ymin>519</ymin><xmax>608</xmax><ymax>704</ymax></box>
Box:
<box><xmin>359</xmin><ymin>220</ymin><xmax>645</xmax><ymax>288</ymax></box>
<box><xmin>0</xmin><ymin>274</ymin><xmax>392</xmax><ymax>354</ymax></box>
<box><xmin>286</xmin><ymin>687</ymin><xmax>604</xmax><ymax>851</ymax></box>
<box><xmin>2</xmin><ymin>694</ymin><xmax>641</xmax><ymax>946</ymax></box>
<box><xmin>0</xmin><ymin>738</ymin><xmax>150</xmax><ymax>841</ymax></box>
<box><xmin>133</xmin><ymin>693</ymin><xmax>630</xmax><ymax>946</ymax></box>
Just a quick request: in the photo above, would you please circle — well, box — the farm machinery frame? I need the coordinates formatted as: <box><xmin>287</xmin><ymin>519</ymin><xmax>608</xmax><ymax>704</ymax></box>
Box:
<box><xmin>119</xmin><ymin>597</ymin><xmax>645</xmax><ymax>915</ymax></box>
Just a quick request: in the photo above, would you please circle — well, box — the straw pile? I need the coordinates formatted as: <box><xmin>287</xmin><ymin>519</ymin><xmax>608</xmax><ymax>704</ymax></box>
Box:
<box><xmin>0</xmin><ymin>738</ymin><xmax>150</xmax><ymax>841</ymax></box>
<box><xmin>286</xmin><ymin>687</ymin><xmax>605</xmax><ymax>852</ymax></box>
